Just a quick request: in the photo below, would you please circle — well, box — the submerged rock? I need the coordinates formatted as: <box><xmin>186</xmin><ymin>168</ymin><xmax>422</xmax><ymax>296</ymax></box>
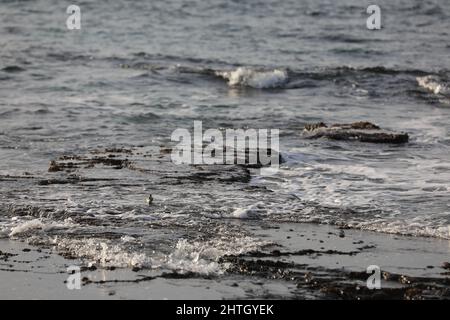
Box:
<box><xmin>303</xmin><ymin>121</ymin><xmax>409</xmax><ymax>144</ymax></box>
<box><xmin>1</xmin><ymin>66</ymin><xmax>25</xmax><ymax>73</ymax></box>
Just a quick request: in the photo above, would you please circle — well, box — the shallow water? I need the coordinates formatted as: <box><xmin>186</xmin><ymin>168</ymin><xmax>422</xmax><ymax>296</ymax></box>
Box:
<box><xmin>1</xmin><ymin>0</ymin><xmax>450</xmax><ymax>276</ymax></box>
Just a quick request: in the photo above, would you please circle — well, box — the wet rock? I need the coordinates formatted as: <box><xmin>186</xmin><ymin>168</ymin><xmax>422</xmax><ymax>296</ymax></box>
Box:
<box><xmin>47</xmin><ymin>147</ymin><xmax>254</xmax><ymax>185</ymax></box>
<box><xmin>382</xmin><ymin>271</ymin><xmax>392</xmax><ymax>281</ymax></box>
<box><xmin>38</xmin><ymin>176</ymin><xmax>116</xmax><ymax>186</ymax></box>
<box><xmin>1</xmin><ymin>66</ymin><xmax>25</xmax><ymax>73</ymax></box>
<box><xmin>50</xmin><ymin>154</ymin><xmax>131</xmax><ymax>171</ymax></box>
<box><xmin>303</xmin><ymin>121</ymin><xmax>409</xmax><ymax>144</ymax></box>
<box><xmin>95</xmin><ymin>148</ymin><xmax>133</xmax><ymax>154</ymax></box>
<box><xmin>237</xmin><ymin>147</ymin><xmax>283</xmax><ymax>169</ymax></box>
<box><xmin>404</xmin><ymin>288</ymin><xmax>423</xmax><ymax>300</ymax></box>
<box><xmin>48</xmin><ymin>161</ymin><xmax>63</xmax><ymax>172</ymax></box>
<box><xmin>271</xmin><ymin>250</ymin><xmax>281</xmax><ymax>256</ymax></box>
<box><xmin>399</xmin><ymin>275</ymin><xmax>412</xmax><ymax>284</ymax></box>
<box><xmin>303</xmin><ymin>272</ymin><xmax>314</xmax><ymax>283</ymax></box>
<box><xmin>236</xmin><ymin>248</ymin><xmax>358</xmax><ymax>258</ymax></box>
<box><xmin>304</xmin><ymin>122</ymin><xmax>327</xmax><ymax>131</ymax></box>
<box><xmin>0</xmin><ymin>250</ymin><xmax>17</xmax><ymax>261</ymax></box>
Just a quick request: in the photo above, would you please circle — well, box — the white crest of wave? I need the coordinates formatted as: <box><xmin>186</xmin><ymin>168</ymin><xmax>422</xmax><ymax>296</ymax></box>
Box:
<box><xmin>228</xmin><ymin>202</ymin><xmax>267</xmax><ymax>219</ymax></box>
<box><xmin>8</xmin><ymin>218</ymin><xmax>75</xmax><ymax>237</ymax></box>
<box><xmin>417</xmin><ymin>75</ymin><xmax>449</xmax><ymax>95</ymax></box>
<box><xmin>9</xmin><ymin>219</ymin><xmax>45</xmax><ymax>237</ymax></box>
<box><xmin>217</xmin><ymin>67</ymin><xmax>288</xmax><ymax>89</ymax></box>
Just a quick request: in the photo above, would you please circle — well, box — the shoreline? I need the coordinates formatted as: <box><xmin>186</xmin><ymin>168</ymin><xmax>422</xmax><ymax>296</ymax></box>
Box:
<box><xmin>1</xmin><ymin>221</ymin><xmax>449</xmax><ymax>300</ymax></box>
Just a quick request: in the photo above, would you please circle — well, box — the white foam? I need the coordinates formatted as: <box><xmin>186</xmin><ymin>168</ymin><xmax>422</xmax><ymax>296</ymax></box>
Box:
<box><xmin>217</xmin><ymin>67</ymin><xmax>288</xmax><ymax>89</ymax></box>
<box><xmin>417</xmin><ymin>75</ymin><xmax>449</xmax><ymax>96</ymax></box>
<box><xmin>120</xmin><ymin>235</ymin><xmax>137</xmax><ymax>243</ymax></box>
<box><xmin>49</xmin><ymin>232</ymin><xmax>271</xmax><ymax>275</ymax></box>
<box><xmin>251</xmin><ymin>151</ymin><xmax>450</xmax><ymax>239</ymax></box>
<box><xmin>162</xmin><ymin>236</ymin><xmax>272</xmax><ymax>274</ymax></box>
<box><xmin>55</xmin><ymin>238</ymin><xmax>149</xmax><ymax>268</ymax></box>
<box><xmin>9</xmin><ymin>219</ymin><xmax>44</xmax><ymax>237</ymax></box>
<box><xmin>8</xmin><ymin>218</ymin><xmax>76</xmax><ymax>238</ymax></box>
<box><xmin>229</xmin><ymin>203</ymin><xmax>267</xmax><ymax>219</ymax></box>
<box><xmin>351</xmin><ymin>218</ymin><xmax>450</xmax><ymax>239</ymax></box>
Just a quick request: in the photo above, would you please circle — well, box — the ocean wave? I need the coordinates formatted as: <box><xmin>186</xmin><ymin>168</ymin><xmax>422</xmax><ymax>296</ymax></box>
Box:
<box><xmin>216</xmin><ymin>67</ymin><xmax>289</xmax><ymax>89</ymax></box>
<box><xmin>8</xmin><ymin>218</ymin><xmax>76</xmax><ymax>238</ymax></box>
<box><xmin>289</xmin><ymin>66</ymin><xmax>430</xmax><ymax>81</ymax></box>
<box><xmin>52</xmin><ymin>235</ymin><xmax>271</xmax><ymax>275</ymax></box>
<box><xmin>6</xmin><ymin>216</ymin><xmax>271</xmax><ymax>274</ymax></box>
<box><xmin>9</xmin><ymin>219</ymin><xmax>45</xmax><ymax>237</ymax></box>
<box><xmin>417</xmin><ymin>75</ymin><xmax>450</xmax><ymax>96</ymax></box>
<box><xmin>120</xmin><ymin>56</ymin><xmax>439</xmax><ymax>93</ymax></box>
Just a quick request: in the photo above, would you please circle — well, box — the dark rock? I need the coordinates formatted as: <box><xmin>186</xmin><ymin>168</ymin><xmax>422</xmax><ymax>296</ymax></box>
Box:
<box><xmin>272</xmin><ymin>250</ymin><xmax>281</xmax><ymax>256</ymax></box>
<box><xmin>223</xmin><ymin>147</ymin><xmax>283</xmax><ymax>169</ymax></box>
<box><xmin>303</xmin><ymin>121</ymin><xmax>409</xmax><ymax>144</ymax></box>
<box><xmin>304</xmin><ymin>122</ymin><xmax>327</xmax><ymax>131</ymax></box>
<box><xmin>48</xmin><ymin>161</ymin><xmax>63</xmax><ymax>172</ymax></box>
<box><xmin>333</xmin><ymin>121</ymin><xmax>380</xmax><ymax>130</ymax></box>
<box><xmin>1</xmin><ymin>66</ymin><xmax>25</xmax><ymax>73</ymax></box>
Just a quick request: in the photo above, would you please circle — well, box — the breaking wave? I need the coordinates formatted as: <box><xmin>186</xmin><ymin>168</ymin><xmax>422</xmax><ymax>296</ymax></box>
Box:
<box><xmin>216</xmin><ymin>67</ymin><xmax>289</xmax><ymax>89</ymax></box>
<box><xmin>417</xmin><ymin>75</ymin><xmax>449</xmax><ymax>96</ymax></box>
<box><xmin>5</xmin><ymin>217</ymin><xmax>271</xmax><ymax>275</ymax></box>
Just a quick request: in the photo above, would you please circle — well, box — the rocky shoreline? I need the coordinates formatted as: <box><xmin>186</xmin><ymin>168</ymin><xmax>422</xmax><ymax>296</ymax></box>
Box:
<box><xmin>1</xmin><ymin>132</ymin><xmax>449</xmax><ymax>300</ymax></box>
